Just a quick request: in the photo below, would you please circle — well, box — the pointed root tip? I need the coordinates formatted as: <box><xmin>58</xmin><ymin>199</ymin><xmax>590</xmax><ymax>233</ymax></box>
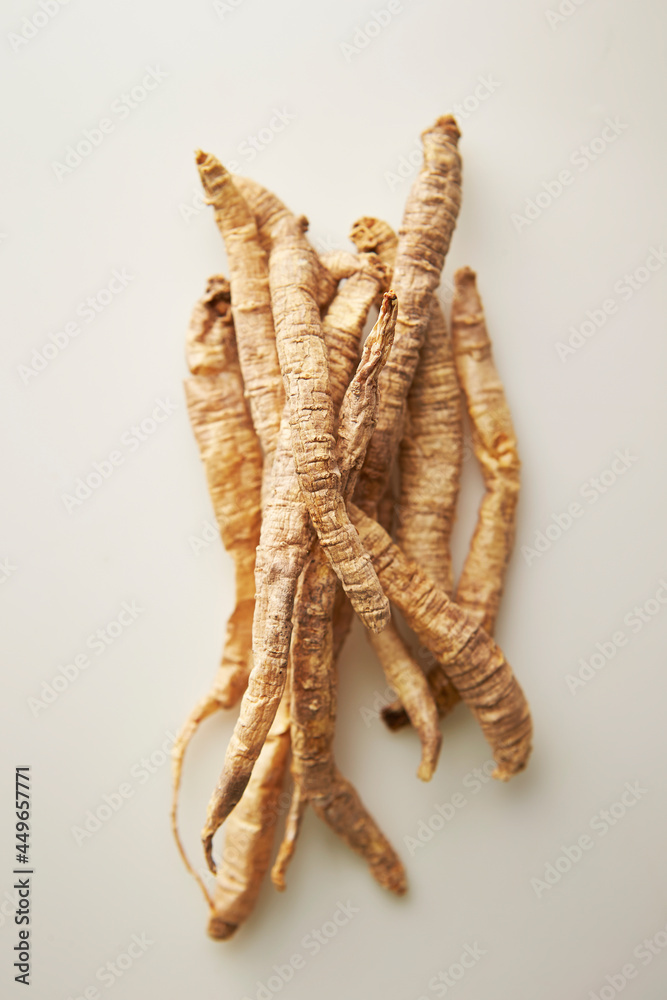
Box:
<box><xmin>202</xmin><ymin>832</ymin><xmax>218</xmax><ymax>874</ymax></box>
<box><xmin>207</xmin><ymin>917</ymin><xmax>238</xmax><ymax>941</ymax></box>
<box><xmin>380</xmin><ymin>866</ymin><xmax>408</xmax><ymax>895</ymax></box>
<box><xmin>492</xmin><ymin>758</ymin><xmax>527</xmax><ymax>782</ymax></box>
<box><xmin>454</xmin><ymin>266</ymin><xmax>476</xmax><ymax>286</ymax></box>
<box><xmin>194</xmin><ymin>148</ymin><xmax>208</xmax><ymax>165</ymax></box>
<box><xmin>431</xmin><ymin>114</ymin><xmax>461</xmax><ymax>142</ymax></box>
<box><xmin>417</xmin><ymin>734</ymin><xmax>442</xmax><ymax>782</ymax></box>
<box><xmin>271</xmin><ymin>871</ymin><xmax>287</xmax><ymax>893</ymax></box>
<box><xmin>417</xmin><ymin>761</ymin><xmax>434</xmax><ymax>782</ymax></box>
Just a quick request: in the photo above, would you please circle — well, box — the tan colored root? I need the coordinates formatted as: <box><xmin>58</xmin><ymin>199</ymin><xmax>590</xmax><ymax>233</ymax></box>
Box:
<box><xmin>383</xmin><ymin>268</ymin><xmax>520</xmax><ymax>729</ymax></box>
<box><xmin>201</xmin><ymin>279</ymin><xmax>390</xmax><ymax>871</ymax></box>
<box><xmin>350</xmin><ymin>215</ymin><xmax>456</xmax><ymax>761</ymax></box>
<box><xmin>365</xmin><ymin>476</ymin><xmax>441</xmax><ymax>781</ymax></box>
<box><xmin>270</xmin><ymin>784</ymin><xmax>306</xmax><ymax>891</ymax></box>
<box><xmin>355</xmin><ymin>116</ymin><xmax>462</xmax><ymax>516</ymax></box>
<box><xmin>208</xmin><ymin>692</ymin><xmax>291</xmax><ymax>940</ymax></box>
<box><xmin>366</xmin><ymin>623</ymin><xmax>440</xmax><ymax>781</ymax></box>
<box><xmin>173</xmin><ymin>277</ymin><xmax>263</xmax><ymax>897</ymax></box>
<box><xmin>349</xmin><ymin>503</ymin><xmax>532</xmax><ymax>780</ymax></box>
<box><xmin>195</xmin><ymin>153</ymin><xmax>283</xmax><ymax>463</ymax></box>
<box><xmin>449</xmin><ymin>267</ymin><xmax>521</xmax><ymax>629</ymax></box>
<box><xmin>396</xmin><ymin>296</ymin><xmax>463</xmax><ymax>594</ymax></box>
<box><xmin>272</xmin><ymin>296</ymin><xmax>406</xmax><ymax>893</ymax></box>
<box><xmin>351</xmin><ymin>216</ymin><xmax>464</xmax><ymax>593</ymax></box>
<box><xmin>171</xmin><ymin>693</ymin><xmax>220</xmax><ymax>908</ymax></box>
<box><xmin>183</xmin><ymin>278</ymin><xmax>262</xmax><ymax>705</ymax></box>
<box><xmin>268</xmin><ymin>211</ymin><xmax>389</xmax><ymax>632</ymax></box>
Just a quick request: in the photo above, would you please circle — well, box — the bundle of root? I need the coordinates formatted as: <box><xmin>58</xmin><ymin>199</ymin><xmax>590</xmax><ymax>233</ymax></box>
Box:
<box><xmin>171</xmin><ymin>115</ymin><xmax>532</xmax><ymax>940</ymax></box>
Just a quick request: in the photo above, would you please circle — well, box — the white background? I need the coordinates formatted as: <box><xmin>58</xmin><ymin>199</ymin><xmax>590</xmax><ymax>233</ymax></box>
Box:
<box><xmin>2</xmin><ymin>1</ymin><xmax>667</xmax><ymax>998</ymax></box>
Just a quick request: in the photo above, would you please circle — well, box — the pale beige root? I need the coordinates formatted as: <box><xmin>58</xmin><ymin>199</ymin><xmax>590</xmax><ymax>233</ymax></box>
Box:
<box><xmin>171</xmin><ymin>694</ymin><xmax>220</xmax><ymax>908</ymax></box>
<box><xmin>272</xmin><ymin>297</ymin><xmax>406</xmax><ymax>894</ymax></box>
<box><xmin>396</xmin><ymin>296</ymin><xmax>463</xmax><ymax>595</ymax></box>
<box><xmin>183</xmin><ymin>277</ymin><xmax>262</xmax><ymax>704</ymax></box>
<box><xmin>350</xmin><ymin>215</ymin><xmax>460</xmax><ymax>752</ymax></box>
<box><xmin>207</xmin><ymin>692</ymin><xmax>291</xmax><ymax>941</ymax></box>
<box><xmin>348</xmin><ymin>503</ymin><xmax>532</xmax><ymax>780</ymax></box>
<box><xmin>449</xmin><ymin>267</ymin><xmax>521</xmax><ymax>630</ymax></box>
<box><xmin>383</xmin><ymin>299</ymin><xmax>464</xmax><ymax>723</ymax></box>
<box><xmin>383</xmin><ymin>268</ymin><xmax>520</xmax><ymax>729</ymax></box>
<box><xmin>268</xmin><ymin>211</ymin><xmax>389</xmax><ymax>632</ymax></box>
<box><xmin>202</xmin><ymin>410</ymin><xmax>310</xmax><ymax>872</ymax></box>
<box><xmin>201</xmin><ymin>281</ymin><xmax>391</xmax><ymax>871</ymax></box>
<box><xmin>365</xmin><ymin>476</ymin><xmax>441</xmax><ymax>782</ymax></box>
<box><xmin>270</xmin><ymin>782</ymin><xmax>306</xmax><ymax>892</ymax></box>
<box><xmin>350</xmin><ymin>215</ymin><xmax>463</xmax><ymax>592</ymax></box>
<box><xmin>366</xmin><ymin>625</ymin><xmax>441</xmax><ymax>781</ymax></box>
<box><xmin>195</xmin><ymin>152</ymin><xmax>283</xmax><ymax>464</ymax></box>
<box><xmin>232</xmin><ymin>172</ymin><xmax>389</xmax><ymax>628</ymax></box>
<box><xmin>354</xmin><ymin>116</ymin><xmax>462</xmax><ymax>516</ymax></box>
<box><xmin>172</xmin><ymin>277</ymin><xmax>263</xmax><ymax>898</ymax></box>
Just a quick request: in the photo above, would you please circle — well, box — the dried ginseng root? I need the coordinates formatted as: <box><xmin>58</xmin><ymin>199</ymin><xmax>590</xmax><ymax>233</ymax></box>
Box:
<box><xmin>354</xmin><ymin>115</ymin><xmax>463</xmax><ymax>516</ymax></box>
<box><xmin>195</xmin><ymin>152</ymin><xmax>283</xmax><ymax>470</ymax></box>
<box><xmin>351</xmin><ymin>216</ymin><xmax>463</xmax><ymax>593</ymax></box>
<box><xmin>330</xmin><ymin>118</ymin><xmax>463</xmax><ymax>710</ymax></box>
<box><xmin>448</xmin><ymin>267</ymin><xmax>521</xmax><ymax>631</ymax></box>
<box><xmin>348</xmin><ymin>503</ymin><xmax>532</xmax><ymax>780</ymax></box>
<box><xmin>232</xmin><ymin>173</ymin><xmax>389</xmax><ymax>630</ymax></box>
<box><xmin>383</xmin><ymin>268</ymin><xmax>520</xmax><ymax>729</ymax></box>
<box><xmin>364</xmin><ymin>476</ymin><xmax>441</xmax><ymax>782</ymax></box>
<box><xmin>268</xmin><ymin>211</ymin><xmax>389</xmax><ymax>631</ymax></box>
<box><xmin>207</xmin><ymin>689</ymin><xmax>291</xmax><ymax>941</ymax></box>
<box><xmin>201</xmin><ymin>263</ymin><xmax>389</xmax><ymax>871</ymax></box>
<box><xmin>271</xmin><ymin>294</ymin><xmax>406</xmax><ymax>894</ymax></box>
<box><xmin>349</xmin><ymin>215</ymin><xmax>460</xmax><ymax>773</ymax></box>
<box><xmin>172</xmin><ymin>276</ymin><xmax>263</xmax><ymax>889</ymax></box>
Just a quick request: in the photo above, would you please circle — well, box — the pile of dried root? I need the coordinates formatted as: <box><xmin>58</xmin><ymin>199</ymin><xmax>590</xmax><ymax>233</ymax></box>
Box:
<box><xmin>171</xmin><ymin>114</ymin><xmax>532</xmax><ymax>940</ymax></box>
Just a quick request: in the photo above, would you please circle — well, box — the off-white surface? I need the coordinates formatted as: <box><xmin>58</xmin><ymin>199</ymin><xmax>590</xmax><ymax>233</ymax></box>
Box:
<box><xmin>2</xmin><ymin>1</ymin><xmax>667</xmax><ymax>997</ymax></box>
